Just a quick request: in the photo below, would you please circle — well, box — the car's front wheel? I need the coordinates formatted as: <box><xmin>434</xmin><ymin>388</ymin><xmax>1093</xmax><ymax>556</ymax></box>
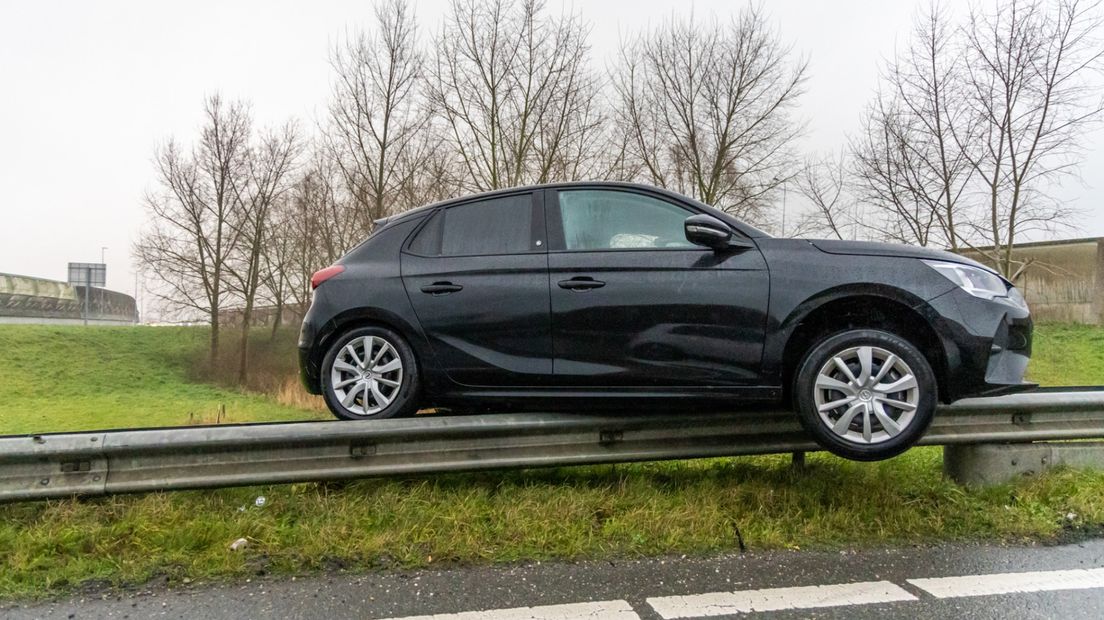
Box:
<box><xmin>321</xmin><ymin>326</ymin><xmax>420</xmax><ymax>421</ymax></box>
<box><xmin>793</xmin><ymin>329</ymin><xmax>936</xmax><ymax>461</ymax></box>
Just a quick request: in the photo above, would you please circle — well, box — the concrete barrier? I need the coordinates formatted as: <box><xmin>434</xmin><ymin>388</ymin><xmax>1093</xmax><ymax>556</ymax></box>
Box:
<box><xmin>0</xmin><ymin>272</ymin><xmax>137</xmax><ymax>324</ymax></box>
<box><xmin>944</xmin><ymin>442</ymin><xmax>1104</xmax><ymax>486</ymax></box>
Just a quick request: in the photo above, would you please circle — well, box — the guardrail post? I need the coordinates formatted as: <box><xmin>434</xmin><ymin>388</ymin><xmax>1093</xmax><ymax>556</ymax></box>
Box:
<box><xmin>791</xmin><ymin>451</ymin><xmax>806</xmax><ymax>469</ymax></box>
<box><xmin>944</xmin><ymin>442</ymin><xmax>1104</xmax><ymax>486</ymax></box>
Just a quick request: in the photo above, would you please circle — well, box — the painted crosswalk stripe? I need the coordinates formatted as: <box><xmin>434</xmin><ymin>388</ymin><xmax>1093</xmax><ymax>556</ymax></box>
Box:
<box><xmin>646</xmin><ymin>580</ymin><xmax>917</xmax><ymax>618</ymax></box>
<box><xmin>908</xmin><ymin>567</ymin><xmax>1104</xmax><ymax>599</ymax></box>
<box><xmin>379</xmin><ymin>599</ymin><xmax>640</xmax><ymax>620</ymax></box>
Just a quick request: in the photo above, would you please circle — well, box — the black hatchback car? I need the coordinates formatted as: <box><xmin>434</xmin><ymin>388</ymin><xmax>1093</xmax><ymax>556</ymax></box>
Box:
<box><xmin>299</xmin><ymin>182</ymin><xmax>1032</xmax><ymax>460</ymax></box>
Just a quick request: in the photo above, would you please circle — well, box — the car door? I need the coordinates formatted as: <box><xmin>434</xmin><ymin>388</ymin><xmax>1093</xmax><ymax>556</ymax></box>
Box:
<box><xmin>401</xmin><ymin>191</ymin><xmax>552</xmax><ymax>387</ymax></box>
<box><xmin>546</xmin><ymin>187</ymin><xmax>770</xmax><ymax>387</ymax></box>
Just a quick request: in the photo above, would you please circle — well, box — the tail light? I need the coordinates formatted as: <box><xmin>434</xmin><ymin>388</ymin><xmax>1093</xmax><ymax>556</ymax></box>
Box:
<box><xmin>310</xmin><ymin>265</ymin><xmax>345</xmax><ymax>290</ymax></box>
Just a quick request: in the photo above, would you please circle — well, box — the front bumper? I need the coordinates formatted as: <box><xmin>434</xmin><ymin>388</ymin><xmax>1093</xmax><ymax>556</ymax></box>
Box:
<box><xmin>921</xmin><ymin>287</ymin><xmax>1035</xmax><ymax>402</ymax></box>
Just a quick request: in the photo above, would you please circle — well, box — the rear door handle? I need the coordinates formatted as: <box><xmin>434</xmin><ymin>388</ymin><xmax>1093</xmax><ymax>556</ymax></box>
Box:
<box><xmin>557</xmin><ymin>276</ymin><xmax>606</xmax><ymax>291</ymax></box>
<box><xmin>420</xmin><ymin>282</ymin><xmax>463</xmax><ymax>295</ymax></box>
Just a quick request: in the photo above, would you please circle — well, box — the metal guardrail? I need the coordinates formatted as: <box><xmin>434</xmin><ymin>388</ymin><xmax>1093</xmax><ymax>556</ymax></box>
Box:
<box><xmin>2</xmin><ymin>389</ymin><xmax>1103</xmax><ymax>502</ymax></box>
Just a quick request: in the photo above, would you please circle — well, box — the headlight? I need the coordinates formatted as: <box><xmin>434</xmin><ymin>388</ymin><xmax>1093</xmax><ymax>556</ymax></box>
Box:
<box><xmin>923</xmin><ymin>260</ymin><xmax>1014</xmax><ymax>301</ymax></box>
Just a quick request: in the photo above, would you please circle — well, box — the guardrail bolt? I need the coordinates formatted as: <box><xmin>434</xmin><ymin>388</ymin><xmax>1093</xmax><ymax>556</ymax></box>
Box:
<box><xmin>350</xmin><ymin>444</ymin><xmax>377</xmax><ymax>459</ymax></box>
<box><xmin>599</xmin><ymin>430</ymin><xmax>623</xmax><ymax>446</ymax></box>
<box><xmin>39</xmin><ymin>478</ymin><xmax>49</xmax><ymax>486</ymax></box>
<box><xmin>1013</xmin><ymin>413</ymin><xmax>1029</xmax><ymax>425</ymax></box>
<box><xmin>60</xmin><ymin>460</ymin><xmax>92</xmax><ymax>473</ymax></box>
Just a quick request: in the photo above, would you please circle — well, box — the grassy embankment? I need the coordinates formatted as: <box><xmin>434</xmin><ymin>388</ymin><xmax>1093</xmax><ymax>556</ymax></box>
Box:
<box><xmin>0</xmin><ymin>323</ymin><xmax>1102</xmax><ymax>599</ymax></box>
<box><xmin>0</xmin><ymin>325</ymin><xmax>326</xmax><ymax>435</ymax></box>
<box><xmin>1025</xmin><ymin>322</ymin><xmax>1104</xmax><ymax>387</ymax></box>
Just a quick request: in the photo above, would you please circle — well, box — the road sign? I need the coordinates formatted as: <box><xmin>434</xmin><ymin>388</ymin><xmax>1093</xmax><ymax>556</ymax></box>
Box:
<box><xmin>68</xmin><ymin>262</ymin><xmax>106</xmax><ymax>288</ymax></box>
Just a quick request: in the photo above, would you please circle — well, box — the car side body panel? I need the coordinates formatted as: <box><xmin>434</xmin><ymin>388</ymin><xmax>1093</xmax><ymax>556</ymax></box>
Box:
<box><xmin>401</xmin><ymin>249</ymin><xmax>554</xmax><ymax>387</ymax></box>
<box><xmin>755</xmin><ymin>238</ymin><xmax>1031</xmax><ymax>402</ymax></box>
<box><xmin>757</xmin><ymin>239</ymin><xmax>956</xmax><ymax>375</ymax></box>
<box><xmin>298</xmin><ymin>216</ymin><xmax>444</xmax><ymax>395</ymax></box>
<box><xmin>543</xmin><ymin>186</ymin><xmax>771</xmax><ymax>388</ymax></box>
<box><xmin>547</xmin><ymin>246</ymin><xmax>770</xmax><ymax>387</ymax></box>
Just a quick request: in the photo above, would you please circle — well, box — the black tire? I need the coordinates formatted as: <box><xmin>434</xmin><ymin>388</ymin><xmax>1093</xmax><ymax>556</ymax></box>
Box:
<box><xmin>793</xmin><ymin>329</ymin><xmax>936</xmax><ymax>461</ymax></box>
<box><xmin>320</xmin><ymin>326</ymin><xmax>420</xmax><ymax>421</ymax></box>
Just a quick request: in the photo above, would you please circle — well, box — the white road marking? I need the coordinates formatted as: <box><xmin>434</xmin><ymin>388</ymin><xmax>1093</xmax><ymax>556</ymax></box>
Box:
<box><xmin>908</xmin><ymin>567</ymin><xmax>1104</xmax><ymax>598</ymax></box>
<box><xmin>375</xmin><ymin>567</ymin><xmax>1104</xmax><ymax>620</ymax></box>
<box><xmin>646</xmin><ymin>580</ymin><xmax>917</xmax><ymax>618</ymax></box>
<box><xmin>379</xmin><ymin>599</ymin><xmax>640</xmax><ymax>620</ymax></box>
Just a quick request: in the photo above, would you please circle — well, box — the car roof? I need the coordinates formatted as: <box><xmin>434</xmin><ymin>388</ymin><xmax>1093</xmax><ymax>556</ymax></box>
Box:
<box><xmin>374</xmin><ymin>181</ymin><xmax>770</xmax><ymax>239</ymax></box>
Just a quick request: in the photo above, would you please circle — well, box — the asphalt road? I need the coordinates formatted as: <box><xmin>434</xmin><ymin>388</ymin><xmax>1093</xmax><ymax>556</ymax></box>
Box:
<box><xmin>6</xmin><ymin>539</ymin><xmax>1104</xmax><ymax>619</ymax></box>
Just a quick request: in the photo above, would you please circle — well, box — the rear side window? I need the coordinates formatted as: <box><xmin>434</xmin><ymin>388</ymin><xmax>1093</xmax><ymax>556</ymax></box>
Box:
<box><xmin>408</xmin><ymin>194</ymin><xmax>535</xmax><ymax>256</ymax></box>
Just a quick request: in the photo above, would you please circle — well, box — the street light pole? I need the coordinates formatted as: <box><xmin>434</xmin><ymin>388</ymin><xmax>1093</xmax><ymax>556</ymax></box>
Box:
<box><xmin>770</xmin><ymin>176</ymin><xmax>788</xmax><ymax>237</ymax></box>
<box><xmin>83</xmin><ymin>266</ymin><xmax>90</xmax><ymax>327</ymax></box>
<box><xmin>781</xmin><ymin>183</ymin><xmax>787</xmax><ymax>237</ymax></box>
<box><xmin>98</xmin><ymin>248</ymin><xmax>108</xmax><ymax>325</ymax></box>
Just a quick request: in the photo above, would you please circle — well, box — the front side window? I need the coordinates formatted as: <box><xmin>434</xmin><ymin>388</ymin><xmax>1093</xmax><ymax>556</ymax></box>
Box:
<box><xmin>556</xmin><ymin>190</ymin><xmax>695</xmax><ymax>251</ymax></box>
<box><xmin>409</xmin><ymin>193</ymin><xmax>534</xmax><ymax>256</ymax></box>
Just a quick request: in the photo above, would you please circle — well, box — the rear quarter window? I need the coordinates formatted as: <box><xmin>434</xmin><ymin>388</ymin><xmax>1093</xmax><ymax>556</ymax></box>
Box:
<box><xmin>407</xmin><ymin>193</ymin><xmax>535</xmax><ymax>256</ymax></box>
<box><xmin>343</xmin><ymin>215</ymin><xmax>426</xmax><ymax>262</ymax></box>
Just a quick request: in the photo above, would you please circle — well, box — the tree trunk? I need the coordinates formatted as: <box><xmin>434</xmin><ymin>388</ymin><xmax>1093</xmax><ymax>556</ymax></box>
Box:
<box><xmin>269</xmin><ymin>298</ymin><xmax>284</xmax><ymax>341</ymax></box>
<box><xmin>238</xmin><ymin>301</ymin><xmax>253</xmax><ymax>385</ymax></box>
<box><xmin>210</xmin><ymin>302</ymin><xmax>220</xmax><ymax>363</ymax></box>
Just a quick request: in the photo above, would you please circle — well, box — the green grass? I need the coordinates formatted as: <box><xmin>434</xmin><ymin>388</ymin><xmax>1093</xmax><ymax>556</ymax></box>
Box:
<box><xmin>0</xmin><ymin>322</ymin><xmax>1102</xmax><ymax>599</ymax></box>
<box><xmin>0</xmin><ymin>325</ymin><xmax>326</xmax><ymax>435</ymax></box>
<box><xmin>1026</xmin><ymin>323</ymin><xmax>1104</xmax><ymax>386</ymax></box>
<box><xmin>2</xmin><ymin>451</ymin><xmax>1104</xmax><ymax>599</ymax></box>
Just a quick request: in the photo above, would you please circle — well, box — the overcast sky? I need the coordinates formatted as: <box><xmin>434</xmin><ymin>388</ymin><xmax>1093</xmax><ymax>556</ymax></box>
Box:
<box><xmin>1</xmin><ymin>0</ymin><xmax>1102</xmax><ymax>297</ymax></box>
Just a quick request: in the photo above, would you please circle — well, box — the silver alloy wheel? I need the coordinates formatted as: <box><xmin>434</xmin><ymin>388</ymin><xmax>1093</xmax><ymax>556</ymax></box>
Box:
<box><xmin>329</xmin><ymin>335</ymin><xmax>404</xmax><ymax>416</ymax></box>
<box><xmin>813</xmin><ymin>345</ymin><xmax>920</xmax><ymax>445</ymax></box>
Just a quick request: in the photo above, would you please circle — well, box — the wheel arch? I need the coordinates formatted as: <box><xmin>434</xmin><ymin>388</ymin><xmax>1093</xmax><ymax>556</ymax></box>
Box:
<box><xmin>777</xmin><ymin>286</ymin><xmax>948</xmax><ymax>403</ymax></box>
<box><xmin>312</xmin><ymin>306</ymin><xmax>436</xmax><ymax>384</ymax></box>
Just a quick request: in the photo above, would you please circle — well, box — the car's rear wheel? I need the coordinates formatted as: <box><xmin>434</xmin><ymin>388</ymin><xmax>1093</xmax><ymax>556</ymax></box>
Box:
<box><xmin>793</xmin><ymin>329</ymin><xmax>935</xmax><ymax>461</ymax></box>
<box><xmin>321</xmin><ymin>326</ymin><xmax>420</xmax><ymax>420</ymax></box>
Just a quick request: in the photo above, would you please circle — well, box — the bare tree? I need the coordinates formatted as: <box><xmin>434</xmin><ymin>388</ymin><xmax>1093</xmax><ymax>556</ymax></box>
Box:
<box><xmin>327</xmin><ymin>0</ymin><xmax>431</xmax><ymax>225</ymax></box>
<box><xmin>135</xmin><ymin>95</ymin><xmax>252</xmax><ymax>361</ymax></box>
<box><xmin>396</xmin><ymin>135</ymin><xmax>465</xmax><ymax>206</ymax></box>
<box><xmin>961</xmin><ymin>0</ymin><xmax>1104</xmax><ymax>276</ymax></box>
<box><xmin>791</xmin><ymin>151</ymin><xmax>860</xmax><ymax>240</ymax></box>
<box><xmin>271</xmin><ymin>147</ymin><xmax>370</xmax><ymax>316</ymax></box>
<box><xmin>257</xmin><ymin>194</ymin><xmax>297</xmax><ymax>340</ymax></box>
<box><xmin>852</xmin><ymin>0</ymin><xmax>1103</xmax><ymax>264</ymax></box>
<box><xmin>850</xmin><ymin>94</ymin><xmax>944</xmax><ymax>246</ymax></box>
<box><xmin>613</xmin><ymin>6</ymin><xmax>807</xmax><ymax>224</ymax></box>
<box><xmin>226</xmin><ymin>123</ymin><xmax>300</xmax><ymax>383</ymax></box>
<box><xmin>850</xmin><ymin>4</ymin><xmax>976</xmax><ymax>248</ymax></box>
<box><xmin>300</xmin><ymin>150</ymin><xmax>370</xmax><ymax>267</ymax></box>
<box><xmin>529</xmin><ymin>36</ymin><xmax>609</xmax><ymax>182</ymax></box>
<box><xmin>429</xmin><ymin>0</ymin><xmax>599</xmax><ymax>191</ymax></box>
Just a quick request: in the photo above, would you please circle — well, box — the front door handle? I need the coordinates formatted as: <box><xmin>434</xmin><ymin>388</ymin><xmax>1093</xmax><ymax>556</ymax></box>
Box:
<box><xmin>420</xmin><ymin>282</ymin><xmax>463</xmax><ymax>295</ymax></box>
<box><xmin>557</xmin><ymin>276</ymin><xmax>606</xmax><ymax>291</ymax></box>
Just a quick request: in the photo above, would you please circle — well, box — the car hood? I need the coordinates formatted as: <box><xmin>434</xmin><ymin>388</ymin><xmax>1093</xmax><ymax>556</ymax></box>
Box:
<box><xmin>808</xmin><ymin>239</ymin><xmax>994</xmax><ymax>272</ymax></box>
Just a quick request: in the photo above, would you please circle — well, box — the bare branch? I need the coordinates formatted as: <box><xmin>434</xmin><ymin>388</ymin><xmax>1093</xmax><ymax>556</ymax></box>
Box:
<box><xmin>612</xmin><ymin>5</ymin><xmax>808</xmax><ymax>226</ymax></box>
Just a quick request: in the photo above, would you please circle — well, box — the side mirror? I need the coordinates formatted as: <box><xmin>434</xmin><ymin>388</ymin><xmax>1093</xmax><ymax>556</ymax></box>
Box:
<box><xmin>685</xmin><ymin>214</ymin><xmax>745</xmax><ymax>250</ymax></box>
